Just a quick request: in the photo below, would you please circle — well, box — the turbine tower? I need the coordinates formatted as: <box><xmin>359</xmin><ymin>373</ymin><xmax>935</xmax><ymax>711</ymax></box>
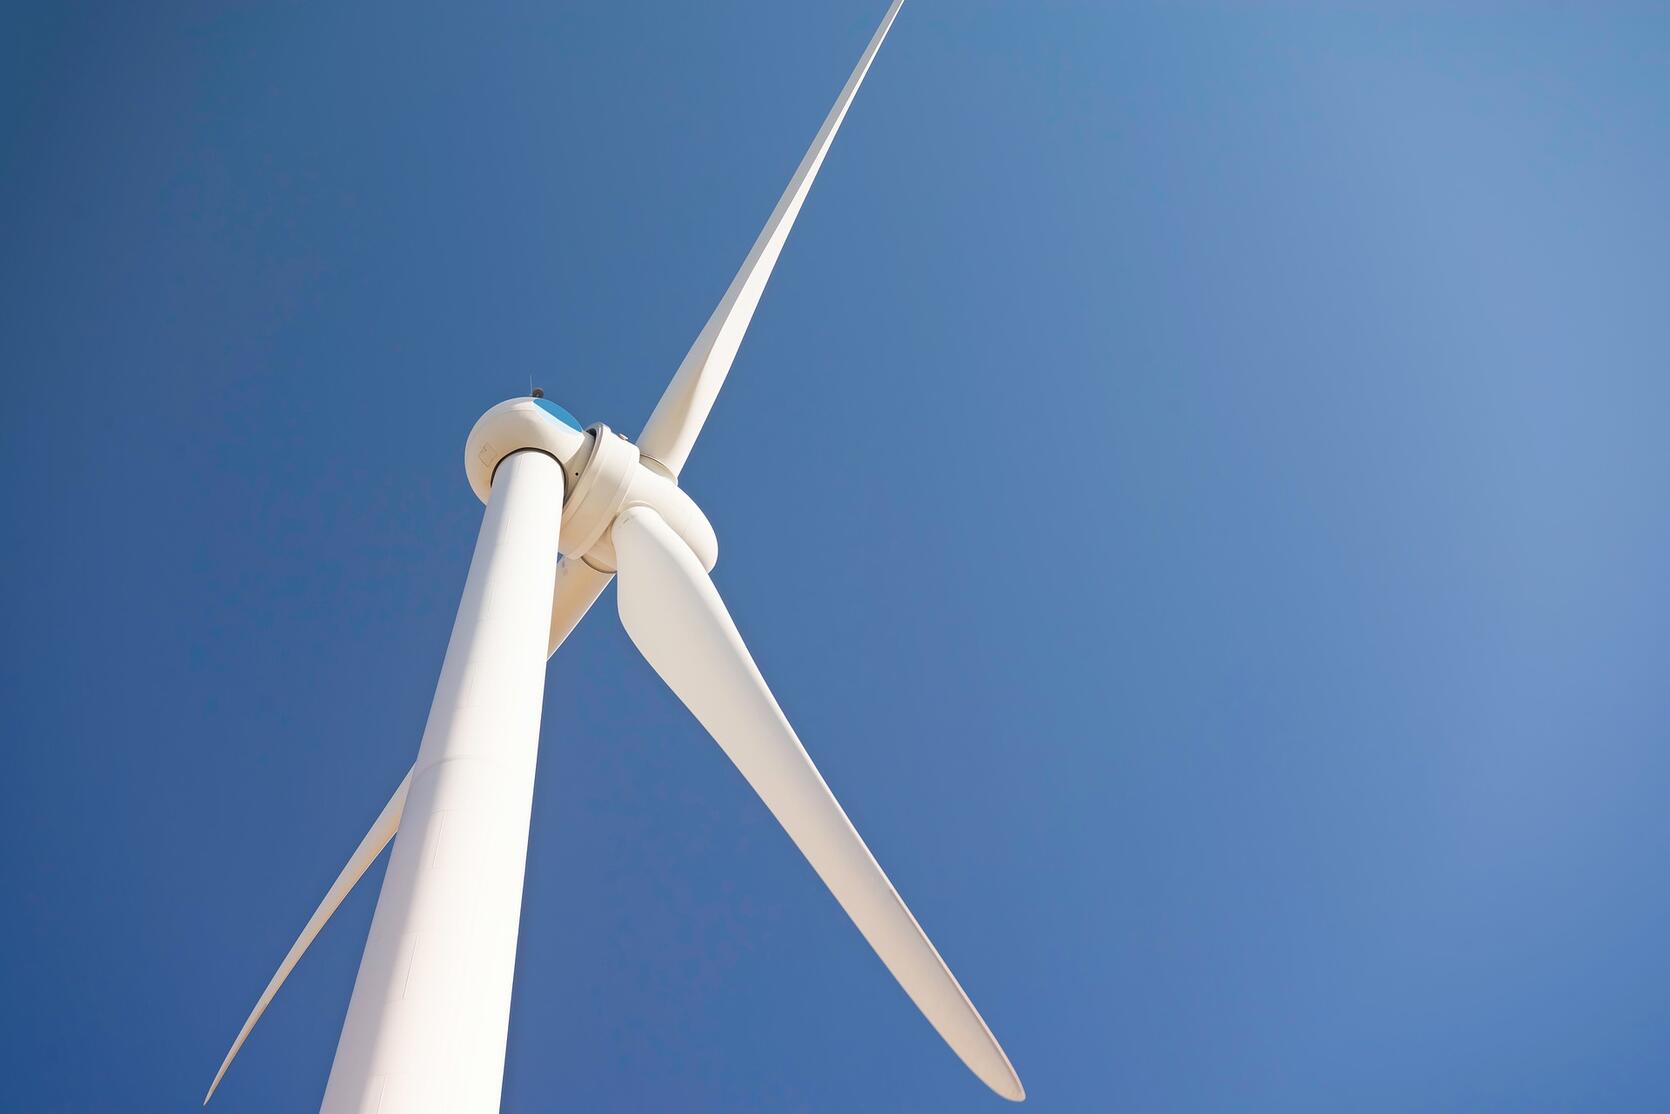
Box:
<box><xmin>207</xmin><ymin>3</ymin><xmax>1024</xmax><ymax>1107</ymax></box>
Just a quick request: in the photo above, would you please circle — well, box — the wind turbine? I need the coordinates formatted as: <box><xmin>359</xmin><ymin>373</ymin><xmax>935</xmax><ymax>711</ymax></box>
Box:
<box><xmin>206</xmin><ymin>2</ymin><xmax>1023</xmax><ymax>1108</ymax></box>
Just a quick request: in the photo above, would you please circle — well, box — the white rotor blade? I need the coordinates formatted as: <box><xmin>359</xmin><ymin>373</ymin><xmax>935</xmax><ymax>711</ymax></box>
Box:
<box><xmin>636</xmin><ymin>0</ymin><xmax>905</xmax><ymax>477</ymax></box>
<box><xmin>204</xmin><ymin>771</ymin><xmax>410</xmax><ymax>1104</ymax></box>
<box><xmin>547</xmin><ymin>554</ymin><xmax>614</xmax><ymax>657</ymax></box>
<box><xmin>611</xmin><ymin>506</ymin><xmax>1023</xmax><ymax>1101</ymax></box>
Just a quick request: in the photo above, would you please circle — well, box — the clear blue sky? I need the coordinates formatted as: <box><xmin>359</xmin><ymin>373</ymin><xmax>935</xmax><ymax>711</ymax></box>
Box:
<box><xmin>4</xmin><ymin>2</ymin><xmax>1669</xmax><ymax>1111</ymax></box>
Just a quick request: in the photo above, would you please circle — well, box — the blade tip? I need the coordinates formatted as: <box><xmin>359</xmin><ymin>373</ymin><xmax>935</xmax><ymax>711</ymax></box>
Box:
<box><xmin>976</xmin><ymin>1047</ymin><xmax>1025</xmax><ymax>1101</ymax></box>
<box><xmin>991</xmin><ymin>1067</ymin><xmax>1026</xmax><ymax>1102</ymax></box>
<box><xmin>204</xmin><ymin>1060</ymin><xmax>232</xmax><ymax>1104</ymax></box>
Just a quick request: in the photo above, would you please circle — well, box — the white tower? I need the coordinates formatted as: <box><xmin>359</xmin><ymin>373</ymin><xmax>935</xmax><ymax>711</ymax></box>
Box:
<box><xmin>319</xmin><ymin>448</ymin><xmax>566</xmax><ymax>1112</ymax></box>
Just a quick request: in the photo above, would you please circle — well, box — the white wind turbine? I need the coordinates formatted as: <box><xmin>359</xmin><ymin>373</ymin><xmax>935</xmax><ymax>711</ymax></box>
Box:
<box><xmin>206</xmin><ymin>2</ymin><xmax>1023</xmax><ymax>1108</ymax></box>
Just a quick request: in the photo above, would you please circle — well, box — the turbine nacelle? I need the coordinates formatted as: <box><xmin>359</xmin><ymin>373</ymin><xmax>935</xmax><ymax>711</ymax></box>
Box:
<box><xmin>465</xmin><ymin>397</ymin><xmax>718</xmax><ymax>575</ymax></box>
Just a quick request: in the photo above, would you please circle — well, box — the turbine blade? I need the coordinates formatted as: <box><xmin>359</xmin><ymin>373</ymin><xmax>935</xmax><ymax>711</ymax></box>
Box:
<box><xmin>610</xmin><ymin>506</ymin><xmax>1023</xmax><ymax>1101</ymax></box>
<box><xmin>203</xmin><ymin>771</ymin><xmax>411</xmax><ymax>1104</ymax></box>
<box><xmin>635</xmin><ymin>0</ymin><xmax>906</xmax><ymax>477</ymax></box>
<box><xmin>547</xmin><ymin>554</ymin><xmax>613</xmax><ymax>658</ymax></box>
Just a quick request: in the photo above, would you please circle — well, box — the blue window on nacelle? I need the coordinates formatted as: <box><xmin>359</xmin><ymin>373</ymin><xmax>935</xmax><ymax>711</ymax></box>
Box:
<box><xmin>534</xmin><ymin>398</ymin><xmax>583</xmax><ymax>431</ymax></box>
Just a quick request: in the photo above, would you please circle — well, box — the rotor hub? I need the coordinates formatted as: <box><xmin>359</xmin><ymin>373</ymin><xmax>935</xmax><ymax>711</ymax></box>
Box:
<box><xmin>465</xmin><ymin>398</ymin><xmax>718</xmax><ymax>574</ymax></box>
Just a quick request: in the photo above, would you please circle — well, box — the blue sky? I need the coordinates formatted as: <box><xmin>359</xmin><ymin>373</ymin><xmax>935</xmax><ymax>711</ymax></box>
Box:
<box><xmin>4</xmin><ymin>2</ymin><xmax>1670</xmax><ymax>1111</ymax></box>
